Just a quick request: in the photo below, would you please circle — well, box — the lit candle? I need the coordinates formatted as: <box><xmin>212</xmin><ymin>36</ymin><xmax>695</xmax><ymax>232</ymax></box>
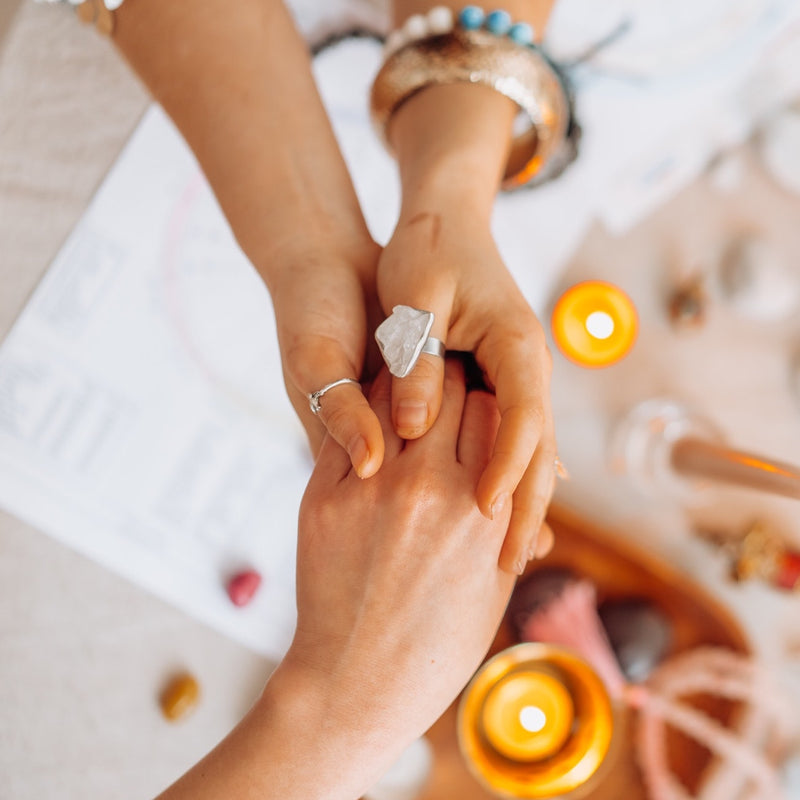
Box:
<box><xmin>551</xmin><ymin>281</ymin><xmax>638</xmax><ymax>368</ymax></box>
<box><xmin>458</xmin><ymin>643</ymin><xmax>614</xmax><ymax>799</ymax></box>
<box><xmin>480</xmin><ymin>671</ymin><xmax>574</xmax><ymax>762</ymax></box>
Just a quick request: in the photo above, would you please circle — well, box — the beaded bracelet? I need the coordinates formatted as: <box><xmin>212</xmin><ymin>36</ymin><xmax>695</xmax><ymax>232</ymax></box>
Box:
<box><xmin>372</xmin><ymin>6</ymin><xmax>574</xmax><ymax>190</ymax></box>
<box><xmin>384</xmin><ymin>5</ymin><xmax>537</xmax><ymax>58</ymax></box>
<box><xmin>35</xmin><ymin>0</ymin><xmax>124</xmax><ymax>36</ymax></box>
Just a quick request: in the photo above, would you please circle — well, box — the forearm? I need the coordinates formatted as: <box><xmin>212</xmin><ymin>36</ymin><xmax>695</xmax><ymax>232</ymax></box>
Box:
<box><xmin>156</xmin><ymin>661</ymin><xmax>396</xmax><ymax>800</ymax></box>
<box><xmin>389</xmin><ymin>1</ymin><xmax>557</xmax><ymax>220</ymax></box>
<box><xmin>113</xmin><ymin>0</ymin><xmax>374</xmax><ymax>290</ymax></box>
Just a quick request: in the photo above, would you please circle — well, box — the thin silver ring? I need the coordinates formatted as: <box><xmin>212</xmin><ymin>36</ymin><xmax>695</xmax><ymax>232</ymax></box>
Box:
<box><xmin>308</xmin><ymin>378</ymin><xmax>360</xmax><ymax>415</ymax></box>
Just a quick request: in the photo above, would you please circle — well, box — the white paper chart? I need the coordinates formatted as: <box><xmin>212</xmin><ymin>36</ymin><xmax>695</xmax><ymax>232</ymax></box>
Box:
<box><xmin>0</xmin><ymin>106</ymin><xmax>309</xmax><ymax>658</ymax></box>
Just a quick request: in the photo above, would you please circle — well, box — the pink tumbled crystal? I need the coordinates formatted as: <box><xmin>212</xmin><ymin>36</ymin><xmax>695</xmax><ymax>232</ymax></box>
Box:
<box><xmin>227</xmin><ymin>569</ymin><xmax>262</xmax><ymax>607</ymax></box>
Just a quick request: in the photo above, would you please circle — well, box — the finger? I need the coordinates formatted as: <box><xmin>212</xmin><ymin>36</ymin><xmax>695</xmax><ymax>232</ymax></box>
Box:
<box><xmin>289</xmin><ymin>339</ymin><xmax>385</xmax><ymax>480</ymax></box>
<box><xmin>285</xmin><ymin>377</ymin><xmax>328</xmax><ymax>458</ymax></box>
<box><xmin>367</xmin><ymin>367</ymin><xmax>405</xmax><ymax>461</ymax></box>
<box><xmin>389</xmin><ymin>305</ymin><xmax>450</xmax><ymax>440</ymax></box>
<box><xmin>534</xmin><ymin>521</ymin><xmax>555</xmax><ymax>559</ymax></box>
<box><xmin>315</xmin><ymin>427</ymin><xmax>356</xmax><ymax>485</ymax></box>
<box><xmin>512</xmin><ymin>522</ymin><xmax>556</xmax><ymax>579</ymax></box>
<box><xmin>474</xmin><ymin>325</ymin><xmax>552</xmax><ymax>517</ymax></box>
<box><xmin>404</xmin><ymin>357</ymin><xmax>465</xmax><ymax>459</ymax></box>
<box><xmin>457</xmin><ymin>390</ymin><xmax>501</xmax><ymax>483</ymax></box>
<box><xmin>498</xmin><ymin>421</ymin><xmax>558</xmax><ymax>575</ymax></box>
<box><xmin>313</xmin><ymin>381</ymin><xmax>385</xmax><ymax>479</ymax></box>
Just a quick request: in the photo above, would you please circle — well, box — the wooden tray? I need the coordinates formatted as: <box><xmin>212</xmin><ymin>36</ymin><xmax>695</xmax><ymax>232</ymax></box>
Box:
<box><xmin>418</xmin><ymin>504</ymin><xmax>750</xmax><ymax>800</ymax></box>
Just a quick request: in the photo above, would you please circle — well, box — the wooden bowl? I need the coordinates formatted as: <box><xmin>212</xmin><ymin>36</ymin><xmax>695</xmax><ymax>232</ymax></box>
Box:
<box><xmin>417</xmin><ymin>504</ymin><xmax>750</xmax><ymax>800</ymax></box>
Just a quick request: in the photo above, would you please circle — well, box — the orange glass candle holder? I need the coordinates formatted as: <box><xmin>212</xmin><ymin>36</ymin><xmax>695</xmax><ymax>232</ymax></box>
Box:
<box><xmin>551</xmin><ymin>281</ymin><xmax>638</xmax><ymax>368</ymax></box>
<box><xmin>457</xmin><ymin>643</ymin><xmax>614</xmax><ymax>799</ymax></box>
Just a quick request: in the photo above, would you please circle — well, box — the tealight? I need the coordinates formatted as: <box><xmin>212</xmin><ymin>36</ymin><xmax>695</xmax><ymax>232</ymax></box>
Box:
<box><xmin>551</xmin><ymin>281</ymin><xmax>638</xmax><ymax>368</ymax></box>
<box><xmin>480</xmin><ymin>670</ymin><xmax>574</xmax><ymax>761</ymax></box>
<box><xmin>458</xmin><ymin>643</ymin><xmax>614</xmax><ymax>799</ymax></box>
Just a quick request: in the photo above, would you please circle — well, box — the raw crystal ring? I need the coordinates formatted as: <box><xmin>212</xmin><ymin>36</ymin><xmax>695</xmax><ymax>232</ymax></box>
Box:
<box><xmin>308</xmin><ymin>378</ymin><xmax>361</xmax><ymax>415</ymax></box>
<box><xmin>375</xmin><ymin>305</ymin><xmax>446</xmax><ymax>378</ymax></box>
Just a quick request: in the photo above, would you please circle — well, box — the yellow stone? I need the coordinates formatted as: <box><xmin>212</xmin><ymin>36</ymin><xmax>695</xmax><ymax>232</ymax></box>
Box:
<box><xmin>160</xmin><ymin>673</ymin><xmax>200</xmax><ymax>722</ymax></box>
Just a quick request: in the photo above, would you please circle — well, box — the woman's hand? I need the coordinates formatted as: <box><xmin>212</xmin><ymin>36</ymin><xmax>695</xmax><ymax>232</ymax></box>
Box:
<box><xmin>377</xmin><ymin>74</ymin><xmax>558</xmax><ymax>576</ymax></box>
<box><xmin>156</xmin><ymin>360</ymin><xmax>517</xmax><ymax>800</ymax></box>
<box><xmin>268</xmin><ymin>237</ymin><xmax>386</xmax><ymax>476</ymax></box>
<box><xmin>289</xmin><ymin>359</ymin><xmax>516</xmax><ymax>751</ymax></box>
<box><xmin>377</xmin><ymin>214</ymin><xmax>557</xmax><ymax>575</ymax></box>
<box><xmin>114</xmin><ymin>0</ymin><xmax>391</xmax><ymax>478</ymax></box>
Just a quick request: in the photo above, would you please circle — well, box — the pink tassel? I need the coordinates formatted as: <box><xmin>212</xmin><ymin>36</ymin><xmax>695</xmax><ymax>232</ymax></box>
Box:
<box><xmin>519</xmin><ymin>577</ymin><xmax>628</xmax><ymax>701</ymax></box>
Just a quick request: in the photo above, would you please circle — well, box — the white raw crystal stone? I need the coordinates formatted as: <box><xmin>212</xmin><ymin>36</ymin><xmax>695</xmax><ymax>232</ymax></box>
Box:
<box><xmin>375</xmin><ymin>305</ymin><xmax>434</xmax><ymax>378</ymax></box>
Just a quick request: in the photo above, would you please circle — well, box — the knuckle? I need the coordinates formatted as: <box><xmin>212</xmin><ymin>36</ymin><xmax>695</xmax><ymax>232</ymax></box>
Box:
<box><xmin>408</xmin><ymin>355</ymin><xmax>442</xmax><ymax>385</ymax></box>
<box><xmin>284</xmin><ymin>341</ymin><xmax>359</xmax><ymax>396</ymax></box>
<box><xmin>511</xmin><ymin>403</ymin><xmax>546</xmax><ymax>437</ymax></box>
<box><xmin>321</xmin><ymin>401</ymin><xmax>356</xmax><ymax>438</ymax></box>
<box><xmin>396</xmin><ymin>463</ymin><xmax>443</xmax><ymax>499</ymax></box>
<box><xmin>512</xmin><ymin>495</ymin><xmax>547</xmax><ymax>526</ymax></box>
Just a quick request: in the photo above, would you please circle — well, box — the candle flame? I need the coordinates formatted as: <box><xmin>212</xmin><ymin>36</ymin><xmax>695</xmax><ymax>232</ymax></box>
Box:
<box><xmin>519</xmin><ymin>705</ymin><xmax>547</xmax><ymax>733</ymax></box>
<box><xmin>585</xmin><ymin>311</ymin><xmax>615</xmax><ymax>340</ymax></box>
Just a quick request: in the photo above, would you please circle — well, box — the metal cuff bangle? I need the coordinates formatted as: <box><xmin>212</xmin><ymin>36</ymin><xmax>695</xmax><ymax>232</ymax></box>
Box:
<box><xmin>370</xmin><ymin>27</ymin><xmax>572</xmax><ymax>190</ymax></box>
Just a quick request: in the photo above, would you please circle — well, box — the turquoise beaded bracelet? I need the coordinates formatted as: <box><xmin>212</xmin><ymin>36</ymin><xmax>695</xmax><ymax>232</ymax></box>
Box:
<box><xmin>383</xmin><ymin>5</ymin><xmax>539</xmax><ymax>59</ymax></box>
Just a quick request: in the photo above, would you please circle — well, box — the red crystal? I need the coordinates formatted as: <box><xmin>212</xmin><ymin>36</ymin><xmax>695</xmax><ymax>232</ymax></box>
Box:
<box><xmin>227</xmin><ymin>569</ymin><xmax>262</xmax><ymax>606</ymax></box>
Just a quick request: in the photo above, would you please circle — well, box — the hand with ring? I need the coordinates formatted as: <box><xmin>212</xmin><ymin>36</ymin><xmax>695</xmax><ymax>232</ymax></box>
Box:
<box><xmin>373</xmin><ymin>72</ymin><xmax>559</xmax><ymax>575</ymax></box>
<box><xmin>377</xmin><ymin>217</ymin><xmax>557</xmax><ymax>575</ymax></box>
<box><xmin>268</xmin><ymin>237</ymin><xmax>387</xmax><ymax>479</ymax></box>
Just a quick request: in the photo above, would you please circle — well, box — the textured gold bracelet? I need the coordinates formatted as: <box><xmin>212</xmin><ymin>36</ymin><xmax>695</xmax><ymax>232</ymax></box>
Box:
<box><xmin>370</xmin><ymin>27</ymin><xmax>571</xmax><ymax>190</ymax></box>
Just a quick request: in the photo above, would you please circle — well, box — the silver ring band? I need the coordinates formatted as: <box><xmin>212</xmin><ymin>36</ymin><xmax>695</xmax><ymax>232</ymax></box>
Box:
<box><xmin>308</xmin><ymin>378</ymin><xmax>360</xmax><ymax>415</ymax></box>
<box><xmin>420</xmin><ymin>337</ymin><xmax>445</xmax><ymax>359</ymax></box>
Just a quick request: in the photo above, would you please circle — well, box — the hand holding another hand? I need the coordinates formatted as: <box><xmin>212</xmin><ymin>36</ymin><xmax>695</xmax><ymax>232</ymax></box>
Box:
<box><xmin>288</xmin><ymin>359</ymin><xmax>516</xmax><ymax>747</ymax></box>
<box><xmin>378</xmin><ymin>214</ymin><xmax>558</xmax><ymax>575</ymax></box>
<box><xmin>268</xmin><ymin>237</ymin><xmax>386</xmax><ymax>476</ymax></box>
<box><xmin>157</xmin><ymin>359</ymin><xmax>520</xmax><ymax>800</ymax></box>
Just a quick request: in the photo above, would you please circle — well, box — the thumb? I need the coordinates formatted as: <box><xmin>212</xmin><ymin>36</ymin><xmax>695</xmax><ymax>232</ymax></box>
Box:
<box><xmin>378</xmin><ymin>302</ymin><xmax>449</xmax><ymax>440</ymax></box>
<box><xmin>288</xmin><ymin>339</ymin><xmax>385</xmax><ymax>479</ymax></box>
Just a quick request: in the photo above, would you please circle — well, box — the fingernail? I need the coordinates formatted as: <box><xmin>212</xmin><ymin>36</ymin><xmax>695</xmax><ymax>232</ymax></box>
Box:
<box><xmin>514</xmin><ymin>556</ymin><xmax>526</xmax><ymax>576</ymax></box>
<box><xmin>347</xmin><ymin>435</ymin><xmax>370</xmax><ymax>478</ymax></box>
<box><xmin>396</xmin><ymin>400</ymin><xmax>428</xmax><ymax>435</ymax></box>
<box><xmin>490</xmin><ymin>492</ymin><xmax>510</xmax><ymax>520</ymax></box>
<box><xmin>554</xmin><ymin>456</ymin><xmax>570</xmax><ymax>481</ymax></box>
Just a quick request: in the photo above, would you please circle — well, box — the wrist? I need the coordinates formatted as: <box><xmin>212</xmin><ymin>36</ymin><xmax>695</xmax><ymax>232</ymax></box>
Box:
<box><xmin>256</xmin><ymin>228</ymin><xmax>380</xmax><ymax>298</ymax></box>
<box><xmin>255</xmin><ymin>658</ymin><xmax>404</xmax><ymax>799</ymax></box>
<box><xmin>391</xmin><ymin>82</ymin><xmax>516</xmax><ymax>218</ymax></box>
